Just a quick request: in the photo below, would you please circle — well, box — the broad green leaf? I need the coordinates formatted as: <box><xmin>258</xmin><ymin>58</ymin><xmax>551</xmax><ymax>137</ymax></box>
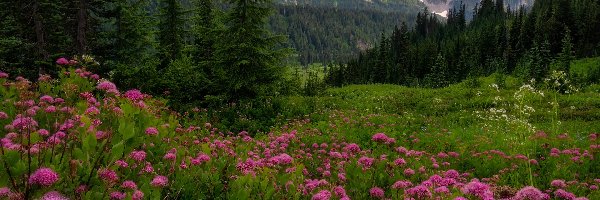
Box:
<box><xmin>82</xmin><ymin>134</ymin><xmax>97</xmax><ymax>154</ymax></box>
<box><xmin>111</xmin><ymin>141</ymin><xmax>125</xmax><ymax>161</ymax></box>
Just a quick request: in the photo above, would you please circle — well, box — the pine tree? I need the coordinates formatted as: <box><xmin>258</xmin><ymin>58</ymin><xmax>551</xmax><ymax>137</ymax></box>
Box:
<box><xmin>425</xmin><ymin>53</ymin><xmax>449</xmax><ymax>88</ymax></box>
<box><xmin>109</xmin><ymin>0</ymin><xmax>159</xmax><ymax>91</ymax></box>
<box><xmin>213</xmin><ymin>0</ymin><xmax>289</xmax><ymax>100</ymax></box>
<box><xmin>558</xmin><ymin>28</ymin><xmax>574</xmax><ymax>73</ymax></box>
<box><xmin>158</xmin><ymin>0</ymin><xmax>188</xmax><ymax>67</ymax></box>
<box><xmin>193</xmin><ymin>0</ymin><xmax>216</xmax><ymax>62</ymax></box>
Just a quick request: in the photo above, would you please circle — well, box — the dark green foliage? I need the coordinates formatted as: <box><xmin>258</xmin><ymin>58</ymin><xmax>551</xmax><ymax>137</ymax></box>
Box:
<box><xmin>158</xmin><ymin>0</ymin><xmax>188</xmax><ymax>67</ymax></box>
<box><xmin>327</xmin><ymin>0</ymin><xmax>600</xmax><ymax>88</ymax></box>
<box><xmin>212</xmin><ymin>0</ymin><xmax>290</xmax><ymax>101</ymax></box>
<box><xmin>269</xmin><ymin>5</ymin><xmax>418</xmax><ymax>65</ymax></box>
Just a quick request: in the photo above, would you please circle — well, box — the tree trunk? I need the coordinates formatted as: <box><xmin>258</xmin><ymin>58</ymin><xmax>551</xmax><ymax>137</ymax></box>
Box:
<box><xmin>32</xmin><ymin>0</ymin><xmax>48</xmax><ymax>74</ymax></box>
<box><xmin>77</xmin><ymin>0</ymin><xmax>87</xmax><ymax>55</ymax></box>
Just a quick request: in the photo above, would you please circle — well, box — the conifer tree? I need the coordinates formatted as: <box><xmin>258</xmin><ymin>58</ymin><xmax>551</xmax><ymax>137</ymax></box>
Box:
<box><xmin>213</xmin><ymin>0</ymin><xmax>289</xmax><ymax>101</ymax></box>
<box><xmin>158</xmin><ymin>0</ymin><xmax>188</xmax><ymax>67</ymax></box>
<box><xmin>558</xmin><ymin>28</ymin><xmax>574</xmax><ymax>73</ymax></box>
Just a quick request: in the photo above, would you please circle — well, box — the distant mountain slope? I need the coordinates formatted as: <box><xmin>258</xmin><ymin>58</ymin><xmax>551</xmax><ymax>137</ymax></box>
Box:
<box><xmin>426</xmin><ymin>0</ymin><xmax>534</xmax><ymax>18</ymax></box>
<box><xmin>276</xmin><ymin>0</ymin><xmax>423</xmax><ymax>12</ymax></box>
<box><xmin>270</xmin><ymin>1</ymin><xmax>424</xmax><ymax>65</ymax></box>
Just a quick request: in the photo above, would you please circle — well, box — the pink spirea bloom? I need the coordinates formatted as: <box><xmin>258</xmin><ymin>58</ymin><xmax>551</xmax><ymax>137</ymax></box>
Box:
<box><xmin>554</xmin><ymin>189</ymin><xmax>576</xmax><ymax>200</ymax></box>
<box><xmin>344</xmin><ymin>143</ymin><xmax>361</xmax><ymax>153</ymax></box>
<box><xmin>97</xmin><ymin>81</ymin><xmax>117</xmax><ymax>91</ymax></box>
<box><xmin>0</xmin><ymin>72</ymin><xmax>8</xmax><ymax>78</ymax></box>
<box><xmin>132</xmin><ymin>190</ymin><xmax>144</xmax><ymax>200</ymax></box>
<box><xmin>99</xmin><ymin>169</ymin><xmax>119</xmax><ymax>182</ymax></box>
<box><xmin>0</xmin><ymin>112</ymin><xmax>7</xmax><ymax>119</ymax></box>
<box><xmin>372</xmin><ymin>133</ymin><xmax>389</xmax><ymax>143</ymax></box>
<box><xmin>40</xmin><ymin>95</ymin><xmax>54</xmax><ymax>103</ymax></box>
<box><xmin>513</xmin><ymin>186</ymin><xmax>550</xmax><ymax>200</ymax></box>
<box><xmin>129</xmin><ymin>150</ymin><xmax>147</xmax><ymax>162</ymax></box>
<box><xmin>271</xmin><ymin>153</ymin><xmax>293</xmax><ymax>165</ymax></box>
<box><xmin>0</xmin><ymin>187</ymin><xmax>11</xmax><ymax>197</ymax></box>
<box><xmin>404</xmin><ymin>168</ymin><xmax>415</xmax><ymax>176</ymax></box>
<box><xmin>163</xmin><ymin>152</ymin><xmax>176</xmax><ymax>161</ymax></box>
<box><xmin>29</xmin><ymin>167</ymin><xmax>59</xmax><ymax>186</ymax></box>
<box><xmin>333</xmin><ymin>186</ymin><xmax>346</xmax><ymax>197</ymax></box>
<box><xmin>358</xmin><ymin>156</ymin><xmax>375</xmax><ymax>169</ymax></box>
<box><xmin>145</xmin><ymin>127</ymin><xmax>159</xmax><ymax>136</ymax></box>
<box><xmin>38</xmin><ymin>129</ymin><xmax>49</xmax><ymax>136</ymax></box>
<box><xmin>551</xmin><ymin>180</ymin><xmax>567</xmax><ymax>188</ymax></box>
<box><xmin>115</xmin><ymin>160</ymin><xmax>129</xmax><ymax>168</ymax></box>
<box><xmin>56</xmin><ymin>58</ymin><xmax>69</xmax><ymax>65</ymax></box>
<box><xmin>435</xmin><ymin>186</ymin><xmax>450</xmax><ymax>194</ymax></box>
<box><xmin>444</xmin><ymin>169</ymin><xmax>460</xmax><ymax>179</ymax></box>
<box><xmin>40</xmin><ymin>191</ymin><xmax>68</xmax><ymax>200</ymax></box>
<box><xmin>406</xmin><ymin>185</ymin><xmax>432</xmax><ymax>199</ymax></box>
<box><xmin>369</xmin><ymin>187</ymin><xmax>385</xmax><ymax>199</ymax></box>
<box><xmin>44</xmin><ymin>106</ymin><xmax>56</xmax><ymax>113</ymax></box>
<box><xmin>311</xmin><ymin>190</ymin><xmax>332</xmax><ymax>200</ymax></box>
<box><xmin>110</xmin><ymin>191</ymin><xmax>126</xmax><ymax>200</ymax></box>
<box><xmin>394</xmin><ymin>158</ymin><xmax>406</xmax><ymax>166</ymax></box>
<box><xmin>461</xmin><ymin>180</ymin><xmax>493</xmax><ymax>200</ymax></box>
<box><xmin>151</xmin><ymin>175</ymin><xmax>169</xmax><ymax>187</ymax></box>
<box><xmin>124</xmin><ymin>90</ymin><xmax>144</xmax><ymax>101</ymax></box>
<box><xmin>12</xmin><ymin>117</ymin><xmax>38</xmax><ymax>130</ymax></box>
<box><xmin>85</xmin><ymin>106</ymin><xmax>100</xmax><ymax>115</ymax></box>
<box><xmin>392</xmin><ymin>180</ymin><xmax>413</xmax><ymax>189</ymax></box>
<box><xmin>121</xmin><ymin>180</ymin><xmax>137</xmax><ymax>190</ymax></box>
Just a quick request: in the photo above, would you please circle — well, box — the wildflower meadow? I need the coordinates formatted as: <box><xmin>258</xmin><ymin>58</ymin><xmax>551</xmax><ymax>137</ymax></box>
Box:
<box><xmin>0</xmin><ymin>58</ymin><xmax>598</xmax><ymax>200</ymax></box>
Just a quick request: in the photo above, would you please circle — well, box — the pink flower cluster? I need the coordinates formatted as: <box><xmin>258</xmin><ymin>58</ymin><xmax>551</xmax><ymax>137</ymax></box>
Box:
<box><xmin>371</xmin><ymin>133</ymin><xmax>396</xmax><ymax>144</ymax></box>
<box><xmin>29</xmin><ymin>167</ymin><xmax>59</xmax><ymax>186</ymax></box>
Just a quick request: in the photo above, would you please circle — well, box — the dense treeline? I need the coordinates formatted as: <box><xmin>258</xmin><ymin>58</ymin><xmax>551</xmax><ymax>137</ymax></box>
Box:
<box><xmin>326</xmin><ymin>0</ymin><xmax>600</xmax><ymax>88</ymax></box>
<box><xmin>0</xmin><ymin>0</ymin><xmax>288</xmax><ymax>108</ymax></box>
<box><xmin>269</xmin><ymin>5</ymin><xmax>418</xmax><ymax>64</ymax></box>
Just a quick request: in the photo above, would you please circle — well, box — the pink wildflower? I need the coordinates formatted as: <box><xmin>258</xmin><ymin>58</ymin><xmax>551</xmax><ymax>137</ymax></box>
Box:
<box><xmin>406</xmin><ymin>185</ymin><xmax>432</xmax><ymax>199</ymax></box>
<box><xmin>333</xmin><ymin>186</ymin><xmax>347</xmax><ymax>197</ymax></box>
<box><xmin>513</xmin><ymin>186</ymin><xmax>550</xmax><ymax>200</ymax></box>
<box><xmin>369</xmin><ymin>187</ymin><xmax>385</xmax><ymax>199</ymax></box>
<box><xmin>551</xmin><ymin>180</ymin><xmax>567</xmax><ymax>188</ymax></box>
<box><xmin>12</xmin><ymin>116</ymin><xmax>38</xmax><ymax>130</ymax></box>
<box><xmin>312</xmin><ymin>190</ymin><xmax>332</xmax><ymax>200</ymax></box>
<box><xmin>98</xmin><ymin>169</ymin><xmax>119</xmax><ymax>182</ymax></box>
<box><xmin>372</xmin><ymin>133</ymin><xmax>390</xmax><ymax>143</ymax></box>
<box><xmin>40</xmin><ymin>95</ymin><xmax>54</xmax><ymax>103</ymax></box>
<box><xmin>121</xmin><ymin>180</ymin><xmax>137</xmax><ymax>190</ymax></box>
<box><xmin>129</xmin><ymin>150</ymin><xmax>147</xmax><ymax>162</ymax></box>
<box><xmin>56</xmin><ymin>58</ymin><xmax>69</xmax><ymax>65</ymax></box>
<box><xmin>554</xmin><ymin>189</ymin><xmax>576</xmax><ymax>200</ymax></box>
<box><xmin>40</xmin><ymin>191</ymin><xmax>68</xmax><ymax>200</ymax></box>
<box><xmin>404</xmin><ymin>168</ymin><xmax>415</xmax><ymax>176</ymax></box>
<box><xmin>97</xmin><ymin>81</ymin><xmax>117</xmax><ymax>91</ymax></box>
<box><xmin>164</xmin><ymin>152</ymin><xmax>176</xmax><ymax>161</ymax></box>
<box><xmin>29</xmin><ymin>167</ymin><xmax>59</xmax><ymax>186</ymax></box>
<box><xmin>132</xmin><ymin>190</ymin><xmax>144</xmax><ymax>200</ymax></box>
<box><xmin>145</xmin><ymin>127</ymin><xmax>159</xmax><ymax>136</ymax></box>
<box><xmin>151</xmin><ymin>175</ymin><xmax>169</xmax><ymax>187</ymax></box>
<box><xmin>394</xmin><ymin>158</ymin><xmax>406</xmax><ymax>166</ymax></box>
<box><xmin>435</xmin><ymin>186</ymin><xmax>450</xmax><ymax>194</ymax></box>
<box><xmin>392</xmin><ymin>180</ymin><xmax>413</xmax><ymax>189</ymax></box>
<box><xmin>110</xmin><ymin>192</ymin><xmax>126</xmax><ymax>200</ymax></box>
<box><xmin>271</xmin><ymin>153</ymin><xmax>293</xmax><ymax>165</ymax></box>
<box><xmin>461</xmin><ymin>180</ymin><xmax>493</xmax><ymax>200</ymax></box>
<box><xmin>124</xmin><ymin>90</ymin><xmax>144</xmax><ymax>101</ymax></box>
<box><xmin>0</xmin><ymin>187</ymin><xmax>11</xmax><ymax>197</ymax></box>
<box><xmin>358</xmin><ymin>156</ymin><xmax>375</xmax><ymax>169</ymax></box>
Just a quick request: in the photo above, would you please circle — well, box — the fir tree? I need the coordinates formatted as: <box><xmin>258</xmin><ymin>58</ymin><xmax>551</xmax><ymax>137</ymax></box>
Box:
<box><xmin>213</xmin><ymin>0</ymin><xmax>289</xmax><ymax>101</ymax></box>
